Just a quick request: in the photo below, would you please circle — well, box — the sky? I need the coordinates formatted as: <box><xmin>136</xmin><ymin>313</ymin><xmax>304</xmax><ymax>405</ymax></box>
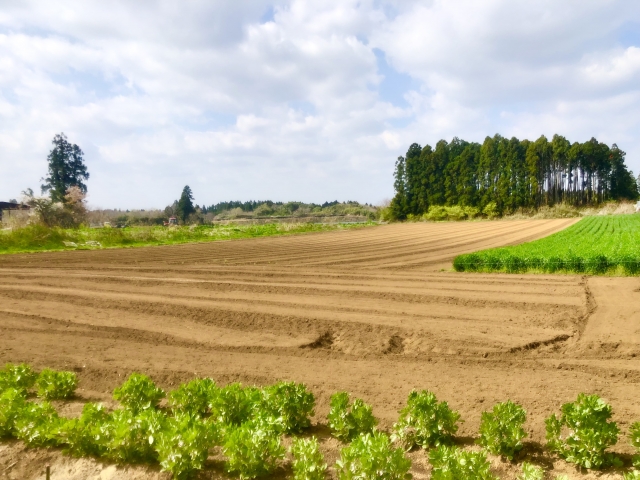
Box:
<box><xmin>1</xmin><ymin>1</ymin><xmax>639</xmax><ymax>209</ymax></box>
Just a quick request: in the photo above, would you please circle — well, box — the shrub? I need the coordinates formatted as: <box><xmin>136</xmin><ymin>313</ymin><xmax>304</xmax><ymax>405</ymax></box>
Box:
<box><xmin>59</xmin><ymin>402</ymin><xmax>110</xmax><ymax>457</ymax></box>
<box><xmin>104</xmin><ymin>408</ymin><xmax>166</xmax><ymax>464</ymax></box>
<box><xmin>14</xmin><ymin>401</ymin><xmax>65</xmax><ymax>447</ymax></box>
<box><xmin>0</xmin><ymin>388</ymin><xmax>26</xmax><ymax>437</ymax></box>
<box><xmin>482</xmin><ymin>202</ymin><xmax>499</xmax><ymax>219</ymax></box>
<box><xmin>259</xmin><ymin>381</ymin><xmax>315</xmax><ymax>434</ymax></box>
<box><xmin>327</xmin><ymin>392</ymin><xmax>378</xmax><ymax>442</ymax></box>
<box><xmin>424</xmin><ymin>206</ymin><xmax>448</xmax><ymax>221</ymax></box>
<box><xmin>168</xmin><ymin>378</ymin><xmax>218</xmax><ymax>416</ymax></box>
<box><xmin>36</xmin><ymin>369</ymin><xmax>78</xmax><ymax>400</ymax></box>
<box><xmin>478</xmin><ymin>400</ymin><xmax>527</xmax><ymax>460</ymax></box>
<box><xmin>223</xmin><ymin>424</ymin><xmax>285</xmax><ymax>479</ymax></box>
<box><xmin>517</xmin><ymin>462</ymin><xmax>544</xmax><ymax>480</ymax></box>
<box><xmin>156</xmin><ymin>412</ymin><xmax>220</xmax><ymax>479</ymax></box>
<box><xmin>335</xmin><ymin>431</ymin><xmax>411</xmax><ymax>480</ymax></box>
<box><xmin>0</xmin><ymin>363</ymin><xmax>37</xmax><ymax>394</ymax></box>
<box><xmin>429</xmin><ymin>445</ymin><xmax>497</xmax><ymax>480</ymax></box>
<box><xmin>113</xmin><ymin>373</ymin><xmax>165</xmax><ymax>413</ymax></box>
<box><xmin>210</xmin><ymin>383</ymin><xmax>262</xmax><ymax>426</ymax></box>
<box><xmin>392</xmin><ymin>390</ymin><xmax>460</xmax><ymax>450</ymax></box>
<box><xmin>545</xmin><ymin>393</ymin><xmax>620</xmax><ymax>469</ymax></box>
<box><xmin>290</xmin><ymin>437</ymin><xmax>327</xmax><ymax>480</ymax></box>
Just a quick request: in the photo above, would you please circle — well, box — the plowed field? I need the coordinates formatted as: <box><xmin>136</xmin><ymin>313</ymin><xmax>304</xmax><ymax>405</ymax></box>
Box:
<box><xmin>2</xmin><ymin>219</ymin><xmax>640</xmax><ymax>479</ymax></box>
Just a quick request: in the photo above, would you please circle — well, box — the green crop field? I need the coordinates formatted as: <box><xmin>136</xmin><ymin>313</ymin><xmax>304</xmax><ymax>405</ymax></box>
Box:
<box><xmin>454</xmin><ymin>214</ymin><xmax>640</xmax><ymax>275</ymax></box>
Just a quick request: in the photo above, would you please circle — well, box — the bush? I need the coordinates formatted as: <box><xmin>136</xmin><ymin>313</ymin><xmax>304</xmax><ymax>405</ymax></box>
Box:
<box><xmin>0</xmin><ymin>388</ymin><xmax>26</xmax><ymax>438</ymax></box>
<box><xmin>0</xmin><ymin>363</ymin><xmax>37</xmax><ymax>394</ymax></box>
<box><xmin>424</xmin><ymin>206</ymin><xmax>449</xmax><ymax>221</ymax></box>
<box><xmin>113</xmin><ymin>373</ymin><xmax>165</xmax><ymax>413</ymax></box>
<box><xmin>59</xmin><ymin>402</ymin><xmax>110</xmax><ymax>457</ymax></box>
<box><xmin>223</xmin><ymin>424</ymin><xmax>285</xmax><ymax>479</ymax></box>
<box><xmin>36</xmin><ymin>368</ymin><xmax>78</xmax><ymax>400</ymax></box>
<box><xmin>517</xmin><ymin>462</ymin><xmax>544</xmax><ymax>480</ymax></box>
<box><xmin>429</xmin><ymin>445</ymin><xmax>497</xmax><ymax>480</ymax></box>
<box><xmin>104</xmin><ymin>408</ymin><xmax>166</xmax><ymax>464</ymax></box>
<box><xmin>545</xmin><ymin>393</ymin><xmax>620</xmax><ymax>469</ymax></box>
<box><xmin>327</xmin><ymin>392</ymin><xmax>378</xmax><ymax>442</ymax></box>
<box><xmin>483</xmin><ymin>202</ymin><xmax>499</xmax><ymax>219</ymax></box>
<box><xmin>210</xmin><ymin>383</ymin><xmax>262</xmax><ymax>426</ymax></box>
<box><xmin>392</xmin><ymin>390</ymin><xmax>460</xmax><ymax>450</ymax></box>
<box><xmin>258</xmin><ymin>381</ymin><xmax>315</xmax><ymax>434</ymax></box>
<box><xmin>156</xmin><ymin>412</ymin><xmax>220</xmax><ymax>479</ymax></box>
<box><xmin>14</xmin><ymin>401</ymin><xmax>65</xmax><ymax>447</ymax></box>
<box><xmin>478</xmin><ymin>400</ymin><xmax>527</xmax><ymax>460</ymax></box>
<box><xmin>168</xmin><ymin>378</ymin><xmax>218</xmax><ymax>416</ymax></box>
<box><xmin>290</xmin><ymin>437</ymin><xmax>327</xmax><ymax>480</ymax></box>
<box><xmin>335</xmin><ymin>431</ymin><xmax>411</xmax><ymax>480</ymax></box>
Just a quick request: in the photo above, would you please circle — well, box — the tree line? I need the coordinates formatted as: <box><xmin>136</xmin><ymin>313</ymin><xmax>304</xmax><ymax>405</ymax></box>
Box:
<box><xmin>390</xmin><ymin>134</ymin><xmax>638</xmax><ymax>220</ymax></box>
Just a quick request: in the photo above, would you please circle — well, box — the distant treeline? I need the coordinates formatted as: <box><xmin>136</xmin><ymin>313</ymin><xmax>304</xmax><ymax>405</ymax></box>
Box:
<box><xmin>200</xmin><ymin>200</ymin><xmax>363</xmax><ymax>215</ymax></box>
<box><xmin>390</xmin><ymin>135</ymin><xmax>639</xmax><ymax>220</ymax></box>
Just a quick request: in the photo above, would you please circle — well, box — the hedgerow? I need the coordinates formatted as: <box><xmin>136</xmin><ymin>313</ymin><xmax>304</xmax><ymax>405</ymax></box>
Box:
<box><xmin>478</xmin><ymin>400</ymin><xmax>527</xmax><ymax>460</ymax></box>
<box><xmin>290</xmin><ymin>436</ymin><xmax>327</xmax><ymax>480</ymax></box>
<box><xmin>327</xmin><ymin>391</ymin><xmax>378</xmax><ymax>442</ymax></box>
<box><xmin>429</xmin><ymin>444</ymin><xmax>497</xmax><ymax>480</ymax></box>
<box><xmin>335</xmin><ymin>431</ymin><xmax>411</xmax><ymax>480</ymax></box>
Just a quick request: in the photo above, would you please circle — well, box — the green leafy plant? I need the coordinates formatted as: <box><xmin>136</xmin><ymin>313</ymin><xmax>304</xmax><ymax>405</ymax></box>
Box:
<box><xmin>59</xmin><ymin>402</ymin><xmax>110</xmax><ymax>457</ymax></box>
<box><xmin>36</xmin><ymin>368</ymin><xmax>78</xmax><ymax>400</ymax></box>
<box><xmin>14</xmin><ymin>401</ymin><xmax>65</xmax><ymax>447</ymax></box>
<box><xmin>517</xmin><ymin>462</ymin><xmax>544</xmax><ymax>480</ymax></box>
<box><xmin>223</xmin><ymin>424</ymin><xmax>285</xmax><ymax>479</ymax></box>
<box><xmin>259</xmin><ymin>381</ymin><xmax>315</xmax><ymax>434</ymax></box>
<box><xmin>631</xmin><ymin>422</ymin><xmax>640</xmax><ymax>468</ymax></box>
<box><xmin>155</xmin><ymin>412</ymin><xmax>220</xmax><ymax>479</ymax></box>
<box><xmin>113</xmin><ymin>373</ymin><xmax>165</xmax><ymax>413</ymax></box>
<box><xmin>478</xmin><ymin>400</ymin><xmax>527</xmax><ymax>460</ymax></box>
<box><xmin>335</xmin><ymin>431</ymin><xmax>411</xmax><ymax>480</ymax></box>
<box><xmin>327</xmin><ymin>392</ymin><xmax>378</xmax><ymax>442</ymax></box>
<box><xmin>0</xmin><ymin>388</ymin><xmax>26</xmax><ymax>438</ymax></box>
<box><xmin>210</xmin><ymin>383</ymin><xmax>262</xmax><ymax>426</ymax></box>
<box><xmin>429</xmin><ymin>445</ymin><xmax>497</xmax><ymax>480</ymax></box>
<box><xmin>168</xmin><ymin>378</ymin><xmax>218</xmax><ymax>416</ymax></box>
<box><xmin>392</xmin><ymin>390</ymin><xmax>460</xmax><ymax>450</ymax></box>
<box><xmin>104</xmin><ymin>408</ymin><xmax>166</xmax><ymax>464</ymax></box>
<box><xmin>545</xmin><ymin>393</ymin><xmax>620</xmax><ymax>469</ymax></box>
<box><xmin>290</xmin><ymin>437</ymin><xmax>327</xmax><ymax>480</ymax></box>
<box><xmin>624</xmin><ymin>472</ymin><xmax>640</xmax><ymax>480</ymax></box>
<box><xmin>0</xmin><ymin>363</ymin><xmax>37</xmax><ymax>394</ymax></box>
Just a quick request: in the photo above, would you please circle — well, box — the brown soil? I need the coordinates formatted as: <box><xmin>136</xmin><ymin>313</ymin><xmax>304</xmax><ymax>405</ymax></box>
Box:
<box><xmin>1</xmin><ymin>219</ymin><xmax>639</xmax><ymax>479</ymax></box>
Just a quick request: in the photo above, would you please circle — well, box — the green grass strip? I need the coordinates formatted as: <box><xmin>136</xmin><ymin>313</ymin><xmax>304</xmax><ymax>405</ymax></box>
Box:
<box><xmin>453</xmin><ymin>214</ymin><xmax>640</xmax><ymax>275</ymax></box>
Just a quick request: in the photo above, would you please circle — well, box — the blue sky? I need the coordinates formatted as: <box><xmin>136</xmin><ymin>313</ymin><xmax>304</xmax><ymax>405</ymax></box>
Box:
<box><xmin>1</xmin><ymin>1</ymin><xmax>639</xmax><ymax>208</ymax></box>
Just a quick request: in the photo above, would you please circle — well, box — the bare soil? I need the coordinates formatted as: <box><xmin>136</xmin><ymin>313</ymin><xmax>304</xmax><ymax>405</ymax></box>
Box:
<box><xmin>1</xmin><ymin>219</ymin><xmax>639</xmax><ymax>479</ymax></box>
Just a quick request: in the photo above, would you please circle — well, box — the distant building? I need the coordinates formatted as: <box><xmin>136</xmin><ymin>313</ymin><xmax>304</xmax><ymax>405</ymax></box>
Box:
<box><xmin>0</xmin><ymin>202</ymin><xmax>30</xmax><ymax>222</ymax></box>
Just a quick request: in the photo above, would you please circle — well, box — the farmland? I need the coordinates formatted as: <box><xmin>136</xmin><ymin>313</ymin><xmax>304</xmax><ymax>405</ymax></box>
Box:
<box><xmin>1</xmin><ymin>218</ymin><xmax>640</xmax><ymax>479</ymax></box>
<box><xmin>454</xmin><ymin>215</ymin><xmax>640</xmax><ymax>274</ymax></box>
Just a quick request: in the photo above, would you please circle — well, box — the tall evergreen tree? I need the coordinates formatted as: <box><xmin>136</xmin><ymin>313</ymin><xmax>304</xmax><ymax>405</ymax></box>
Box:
<box><xmin>176</xmin><ymin>185</ymin><xmax>196</xmax><ymax>222</ymax></box>
<box><xmin>41</xmin><ymin>133</ymin><xmax>89</xmax><ymax>203</ymax></box>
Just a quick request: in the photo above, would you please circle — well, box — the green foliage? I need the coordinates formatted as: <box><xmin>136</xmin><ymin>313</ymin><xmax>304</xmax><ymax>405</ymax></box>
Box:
<box><xmin>545</xmin><ymin>393</ymin><xmax>620</xmax><ymax>469</ymax></box>
<box><xmin>209</xmin><ymin>383</ymin><xmax>262</xmax><ymax>426</ymax></box>
<box><xmin>258</xmin><ymin>381</ymin><xmax>315</xmax><ymax>434</ymax></box>
<box><xmin>168</xmin><ymin>378</ymin><xmax>218</xmax><ymax>416</ymax></box>
<box><xmin>104</xmin><ymin>408</ymin><xmax>166</xmax><ymax>464</ymax></box>
<box><xmin>429</xmin><ymin>445</ymin><xmax>497</xmax><ymax>480</ymax></box>
<box><xmin>517</xmin><ymin>462</ymin><xmax>544</xmax><ymax>480</ymax></box>
<box><xmin>223</xmin><ymin>424</ymin><xmax>285</xmax><ymax>479</ymax></box>
<box><xmin>59</xmin><ymin>402</ymin><xmax>110</xmax><ymax>457</ymax></box>
<box><xmin>0</xmin><ymin>388</ymin><xmax>26</xmax><ymax>437</ymax></box>
<box><xmin>624</xmin><ymin>472</ymin><xmax>640</xmax><ymax>480</ymax></box>
<box><xmin>14</xmin><ymin>401</ymin><xmax>65</xmax><ymax>447</ymax></box>
<box><xmin>176</xmin><ymin>185</ymin><xmax>196</xmax><ymax>223</ymax></box>
<box><xmin>113</xmin><ymin>373</ymin><xmax>165</xmax><ymax>413</ymax></box>
<box><xmin>392</xmin><ymin>390</ymin><xmax>460</xmax><ymax>450</ymax></box>
<box><xmin>482</xmin><ymin>202</ymin><xmax>499</xmax><ymax>219</ymax></box>
<box><xmin>327</xmin><ymin>392</ymin><xmax>378</xmax><ymax>442</ymax></box>
<box><xmin>0</xmin><ymin>363</ymin><xmax>37</xmax><ymax>394</ymax></box>
<box><xmin>290</xmin><ymin>437</ymin><xmax>327</xmax><ymax>480</ymax></box>
<box><xmin>478</xmin><ymin>400</ymin><xmax>527</xmax><ymax>460</ymax></box>
<box><xmin>155</xmin><ymin>412</ymin><xmax>219</xmax><ymax>479</ymax></box>
<box><xmin>335</xmin><ymin>431</ymin><xmax>411</xmax><ymax>480</ymax></box>
<box><xmin>631</xmin><ymin>422</ymin><xmax>640</xmax><ymax>468</ymax></box>
<box><xmin>36</xmin><ymin>368</ymin><xmax>78</xmax><ymax>400</ymax></box>
<box><xmin>41</xmin><ymin>133</ymin><xmax>89</xmax><ymax>203</ymax></box>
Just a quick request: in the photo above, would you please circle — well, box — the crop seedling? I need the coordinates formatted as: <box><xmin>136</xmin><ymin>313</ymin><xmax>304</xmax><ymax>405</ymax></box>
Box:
<box><xmin>113</xmin><ymin>373</ymin><xmax>165</xmax><ymax>413</ymax></box>
<box><xmin>59</xmin><ymin>402</ymin><xmax>110</xmax><ymax>457</ymax></box>
<box><xmin>168</xmin><ymin>378</ymin><xmax>219</xmax><ymax>416</ymax></box>
<box><xmin>103</xmin><ymin>408</ymin><xmax>166</xmax><ymax>464</ymax></box>
<box><xmin>155</xmin><ymin>412</ymin><xmax>220</xmax><ymax>479</ymax></box>
<box><xmin>545</xmin><ymin>393</ymin><xmax>620</xmax><ymax>469</ymax></box>
<box><xmin>624</xmin><ymin>472</ymin><xmax>640</xmax><ymax>480</ymax></box>
<box><xmin>259</xmin><ymin>381</ymin><xmax>315</xmax><ymax>434</ymax></box>
<box><xmin>392</xmin><ymin>389</ymin><xmax>460</xmax><ymax>450</ymax></box>
<box><xmin>429</xmin><ymin>445</ymin><xmax>497</xmax><ymax>480</ymax></box>
<box><xmin>478</xmin><ymin>400</ymin><xmax>527</xmax><ymax>460</ymax></box>
<box><xmin>36</xmin><ymin>368</ymin><xmax>78</xmax><ymax>400</ymax></box>
<box><xmin>290</xmin><ymin>437</ymin><xmax>327</xmax><ymax>480</ymax></box>
<box><xmin>335</xmin><ymin>431</ymin><xmax>411</xmax><ymax>480</ymax></box>
<box><xmin>0</xmin><ymin>363</ymin><xmax>37</xmax><ymax>394</ymax></box>
<box><xmin>327</xmin><ymin>392</ymin><xmax>378</xmax><ymax>442</ymax></box>
<box><xmin>223</xmin><ymin>423</ymin><xmax>285</xmax><ymax>479</ymax></box>
<box><xmin>14</xmin><ymin>401</ymin><xmax>65</xmax><ymax>447</ymax></box>
<box><xmin>210</xmin><ymin>383</ymin><xmax>262</xmax><ymax>426</ymax></box>
<box><xmin>0</xmin><ymin>388</ymin><xmax>26</xmax><ymax>438</ymax></box>
<box><xmin>517</xmin><ymin>462</ymin><xmax>544</xmax><ymax>480</ymax></box>
<box><xmin>631</xmin><ymin>422</ymin><xmax>640</xmax><ymax>468</ymax></box>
